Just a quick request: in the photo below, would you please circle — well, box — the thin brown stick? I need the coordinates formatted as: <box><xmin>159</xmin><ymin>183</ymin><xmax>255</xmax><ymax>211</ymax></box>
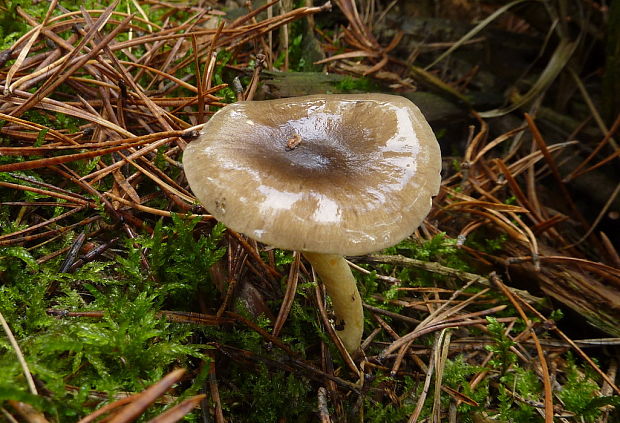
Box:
<box><xmin>107</xmin><ymin>369</ymin><xmax>186</xmax><ymax>423</ymax></box>
<box><xmin>273</xmin><ymin>251</ymin><xmax>301</xmax><ymax>337</ymax></box>
<box><xmin>489</xmin><ymin>273</ymin><xmax>553</xmax><ymax>423</ymax></box>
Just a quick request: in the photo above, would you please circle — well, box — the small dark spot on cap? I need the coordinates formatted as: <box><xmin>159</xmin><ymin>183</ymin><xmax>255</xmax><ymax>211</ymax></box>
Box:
<box><xmin>181</xmin><ymin>130</ymin><xmax>201</xmax><ymax>140</ymax></box>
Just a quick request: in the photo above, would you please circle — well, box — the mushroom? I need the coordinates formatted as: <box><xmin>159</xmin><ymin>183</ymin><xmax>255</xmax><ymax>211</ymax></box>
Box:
<box><xmin>183</xmin><ymin>94</ymin><xmax>441</xmax><ymax>353</ymax></box>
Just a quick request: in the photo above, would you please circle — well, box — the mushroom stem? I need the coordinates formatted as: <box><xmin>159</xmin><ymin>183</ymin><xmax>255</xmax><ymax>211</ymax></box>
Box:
<box><xmin>303</xmin><ymin>252</ymin><xmax>363</xmax><ymax>354</ymax></box>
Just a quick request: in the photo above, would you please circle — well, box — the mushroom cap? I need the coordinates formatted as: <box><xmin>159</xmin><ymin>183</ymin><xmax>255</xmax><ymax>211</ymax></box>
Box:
<box><xmin>183</xmin><ymin>94</ymin><xmax>441</xmax><ymax>256</ymax></box>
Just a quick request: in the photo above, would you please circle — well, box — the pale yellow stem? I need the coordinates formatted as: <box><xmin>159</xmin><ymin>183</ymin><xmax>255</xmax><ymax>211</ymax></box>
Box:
<box><xmin>303</xmin><ymin>252</ymin><xmax>363</xmax><ymax>353</ymax></box>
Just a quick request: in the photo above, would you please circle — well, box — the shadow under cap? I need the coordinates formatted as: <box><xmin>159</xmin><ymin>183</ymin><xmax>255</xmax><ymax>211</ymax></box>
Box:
<box><xmin>183</xmin><ymin>93</ymin><xmax>442</xmax><ymax>256</ymax></box>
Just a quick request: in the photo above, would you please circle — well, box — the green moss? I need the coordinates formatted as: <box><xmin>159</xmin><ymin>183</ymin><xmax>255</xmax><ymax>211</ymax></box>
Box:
<box><xmin>558</xmin><ymin>353</ymin><xmax>620</xmax><ymax>422</ymax></box>
<box><xmin>363</xmin><ymin>374</ymin><xmax>418</xmax><ymax>422</ymax></box>
<box><xmin>224</xmin><ymin>364</ymin><xmax>313</xmax><ymax>422</ymax></box>
<box><xmin>0</xmin><ymin>215</ymin><xmax>226</xmax><ymax>420</ymax></box>
<box><xmin>334</xmin><ymin>75</ymin><xmax>379</xmax><ymax>93</ymax></box>
<box><xmin>377</xmin><ymin>233</ymin><xmax>474</xmax><ymax>289</ymax></box>
<box><xmin>485</xmin><ymin>316</ymin><xmax>517</xmax><ymax>375</ymax></box>
<box><xmin>211</xmin><ymin>50</ymin><xmax>237</xmax><ymax>104</ymax></box>
<box><xmin>465</xmin><ymin>231</ymin><xmax>508</xmax><ymax>254</ymax></box>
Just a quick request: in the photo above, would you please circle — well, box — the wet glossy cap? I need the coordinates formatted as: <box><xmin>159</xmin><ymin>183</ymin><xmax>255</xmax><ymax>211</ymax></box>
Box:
<box><xmin>183</xmin><ymin>94</ymin><xmax>441</xmax><ymax>256</ymax></box>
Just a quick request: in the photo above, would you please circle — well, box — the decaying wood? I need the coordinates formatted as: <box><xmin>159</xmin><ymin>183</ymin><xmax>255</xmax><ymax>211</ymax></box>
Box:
<box><xmin>501</xmin><ymin>242</ymin><xmax>620</xmax><ymax>337</ymax></box>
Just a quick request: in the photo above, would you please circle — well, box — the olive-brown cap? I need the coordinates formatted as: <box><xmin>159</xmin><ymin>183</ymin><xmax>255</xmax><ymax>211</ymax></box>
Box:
<box><xmin>183</xmin><ymin>94</ymin><xmax>441</xmax><ymax>256</ymax></box>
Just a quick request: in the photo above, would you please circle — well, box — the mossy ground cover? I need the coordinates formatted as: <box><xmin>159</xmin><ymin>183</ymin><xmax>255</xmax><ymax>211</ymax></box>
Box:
<box><xmin>1</xmin><ymin>1</ymin><xmax>619</xmax><ymax>422</ymax></box>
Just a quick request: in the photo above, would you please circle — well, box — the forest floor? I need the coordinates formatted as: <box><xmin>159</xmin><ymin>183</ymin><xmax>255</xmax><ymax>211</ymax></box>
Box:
<box><xmin>0</xmin><ymin>0</ymin><xmax>619</xmax><ymax>422</ymax></box>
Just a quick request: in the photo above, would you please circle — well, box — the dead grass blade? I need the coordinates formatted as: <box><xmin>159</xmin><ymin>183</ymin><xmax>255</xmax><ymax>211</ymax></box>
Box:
<box><xmin>106</xmin><ymin>369</ymin><xmax>186</xmax><ymax>423</ymax></box>
<box><xmin>494</xmin><ymin>159</ymin><xmax>541</xmax><ymax>223</ymax></box>
<box><xmin>564</xmin><ymin>113</ymin><xmax>620</xmax><ymax>181</ymax></box>
<box><xmin>569</xmin><ymin>66</ymin><xmax>619</xmax><ymax>150</ymax></box>
<box><xmin>0</xmin><ymin>311</ymin><xmax>38</xmax><ymax>395</ymax></box>
<box><xmin>272</xmin><ymin>251</ymin><xmax>301</xmax><ymax>337</ymax></box>
<box><xmin>75</xmin><ymin>394</ymin><xmax>140</xmax><ymax>423</ymax></box>
<box><xmin>4</xmin><ymin>24</ymin><xmax>43</xmax><ymax>96</ymax></box>
<box><xmin>380</xmin><ymin>279</ymin><xmax>483</xmax><ymax>358</ymax></box>
<box><xmin>480</xmin><ymin>40</ymin><xmax>577</xmax><ymax>118</ymax></box>
<box><xmin>408</xmin><ymin>332</ymin><xmax>437</xmax><ymax>423</ymax></box>
<box><xmin>425</xmin><ymin>0</ymin><xmax>532</xmax><ymax>70</ymax></box>
<box><xmin>3</xmin><ymin>0</ymin><xmax>59</xmax><ymax>93</ymax></box>
<box><xmin>525</xmin><ymin>113</ymin><xmax>587</xmax><ymax>227</ymax></box>
<box><xmin>490</xmin><ymin>273</ymin><xmax>553</xmax><ymax>423</ymax></box>
<box><xmin>432</xmin><ymin>329</ymin><xmax>452</xmax><ymax>423</ymax></box>
<box><xmin>145</xmin><ymin>395</ymin><xmax>206</xmax><ymax>423</ymax></box>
